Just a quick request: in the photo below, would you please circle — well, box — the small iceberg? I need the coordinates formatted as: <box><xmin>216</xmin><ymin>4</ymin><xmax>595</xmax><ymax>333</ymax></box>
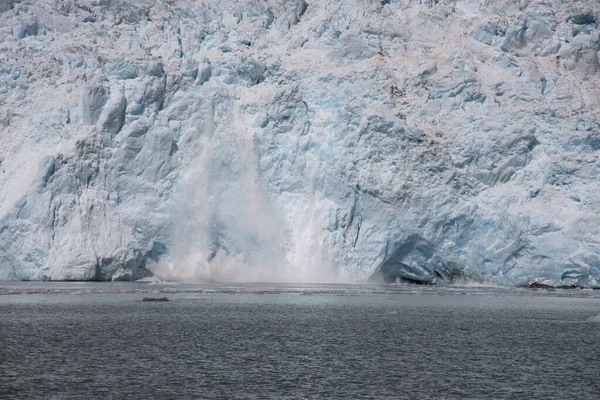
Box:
<box><xmin>142</xmin><ymin>297</ymin><xmax>169</xmax><ymax>302</ymax></box>
<box><xmin>586</xmin><ymin>314</ymin><xmax>600</xmax><ymax>323</ymax></box>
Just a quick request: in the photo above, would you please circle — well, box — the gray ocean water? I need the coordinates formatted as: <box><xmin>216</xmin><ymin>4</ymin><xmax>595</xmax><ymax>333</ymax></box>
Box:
<box><xmin>1</xmin><ymin>282</ymin><xmax>599</xmax><ymax>399</ymax></box>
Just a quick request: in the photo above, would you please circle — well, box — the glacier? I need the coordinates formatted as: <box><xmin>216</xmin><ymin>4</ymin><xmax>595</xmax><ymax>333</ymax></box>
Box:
<box><xmin>0</xmin><ymin>0</ymin><xmax>599</xmax><ymax>286</ymax></box>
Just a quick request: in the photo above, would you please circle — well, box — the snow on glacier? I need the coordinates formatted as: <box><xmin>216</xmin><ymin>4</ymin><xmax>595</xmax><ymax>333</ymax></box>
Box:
<box><xmin>0</xmin><ymin>0</ymin><xmax>599</xmax><ymax>286</ymax></box>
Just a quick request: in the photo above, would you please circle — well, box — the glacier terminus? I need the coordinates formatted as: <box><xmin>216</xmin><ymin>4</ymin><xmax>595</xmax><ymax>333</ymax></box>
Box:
<box><xmin>0</xmin><ymin>0</ymin><xmax>599</xmax><ymax>287</ymax></box>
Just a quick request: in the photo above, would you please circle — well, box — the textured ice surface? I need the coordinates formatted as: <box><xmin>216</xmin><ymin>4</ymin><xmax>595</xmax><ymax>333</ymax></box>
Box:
<box><xmin>0</xmin><ymin>1</ymin><xmax>599</xmax><ymax>285</ymax></box>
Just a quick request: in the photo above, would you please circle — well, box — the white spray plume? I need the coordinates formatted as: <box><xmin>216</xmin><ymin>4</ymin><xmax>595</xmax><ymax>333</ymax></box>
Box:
<box><xmin>149</xmin><ymin>100</ymin><xmax>340</xmax><ymax>283</ymax></box>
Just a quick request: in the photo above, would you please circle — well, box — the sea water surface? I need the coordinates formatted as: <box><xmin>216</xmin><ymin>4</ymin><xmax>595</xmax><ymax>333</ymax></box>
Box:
<box><xmin>1</xmin><ymin>282</ymin><xmax>599</xmax><ymax>399</ymax></box>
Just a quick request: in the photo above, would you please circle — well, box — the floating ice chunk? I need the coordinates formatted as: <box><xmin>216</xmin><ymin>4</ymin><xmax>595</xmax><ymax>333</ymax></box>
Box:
<box><xmin>587</xmin><ymin>314</ymin><xmax>600</xmax><ymax>323</ymax></box>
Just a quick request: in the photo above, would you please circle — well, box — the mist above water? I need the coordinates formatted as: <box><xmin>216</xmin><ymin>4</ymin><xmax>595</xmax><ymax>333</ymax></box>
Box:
<box><xmin>149</xmin><ymin>102</ymin><xmax>338</xmax><ymax>283</ymax></box>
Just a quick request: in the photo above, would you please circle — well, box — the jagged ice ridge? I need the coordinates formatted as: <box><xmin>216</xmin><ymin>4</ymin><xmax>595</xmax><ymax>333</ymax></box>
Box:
<box><xmin>0</xmin><ymin>0</ymin><xmax>599</xmax><ymax>286</ymax></box>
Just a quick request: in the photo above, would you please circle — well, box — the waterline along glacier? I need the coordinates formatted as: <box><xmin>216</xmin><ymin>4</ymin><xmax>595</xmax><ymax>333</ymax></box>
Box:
<box><xmin>0</xmin><ymin>0</ymin><xmax>599</xmax><ymax>286</ymax></box>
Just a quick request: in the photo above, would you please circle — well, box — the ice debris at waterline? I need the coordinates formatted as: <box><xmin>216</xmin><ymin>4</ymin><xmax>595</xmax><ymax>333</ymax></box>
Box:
<box><xmin>0</xmin><ymin>1</ymin><xmax>599</xmax><ymax>287</ymax></box>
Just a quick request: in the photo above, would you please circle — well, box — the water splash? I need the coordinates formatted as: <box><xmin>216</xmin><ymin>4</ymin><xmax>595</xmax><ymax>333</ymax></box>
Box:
<box><xmin>149</xmin><ymin>97</ymin><xmax>338</xmax><ymax>283</ymax></box>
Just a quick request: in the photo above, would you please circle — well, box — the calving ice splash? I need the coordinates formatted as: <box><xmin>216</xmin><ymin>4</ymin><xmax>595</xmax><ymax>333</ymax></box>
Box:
<box><xmin>149</xmin><ymin>98</ymin><xmax>336</xmax><ymax>283</ymax></box>
<box><xmin>0</xmin><ymin>0</ymin><xmax>599</xmax><ymax>287</ymax></box>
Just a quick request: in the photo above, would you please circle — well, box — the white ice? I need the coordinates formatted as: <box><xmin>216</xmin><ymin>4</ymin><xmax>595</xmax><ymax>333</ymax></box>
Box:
<box><xmin>0</xmin><ymin>1</ymin><xmax>599</xmax><ymax>286</ymax></box>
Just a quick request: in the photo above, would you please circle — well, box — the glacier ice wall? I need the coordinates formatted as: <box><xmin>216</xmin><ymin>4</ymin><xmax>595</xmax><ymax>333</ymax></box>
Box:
<box><xmin>0</xmin><ymin>0</ymin><xmax>599</xmax><ymax>286</ymax></box>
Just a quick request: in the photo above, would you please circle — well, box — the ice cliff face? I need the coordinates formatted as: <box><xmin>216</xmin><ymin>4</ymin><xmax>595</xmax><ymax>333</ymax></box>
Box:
<box><xmin>0</xmin><ymin>0</ymin><xmax>599</xmax><ymax>286</ymax></box>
